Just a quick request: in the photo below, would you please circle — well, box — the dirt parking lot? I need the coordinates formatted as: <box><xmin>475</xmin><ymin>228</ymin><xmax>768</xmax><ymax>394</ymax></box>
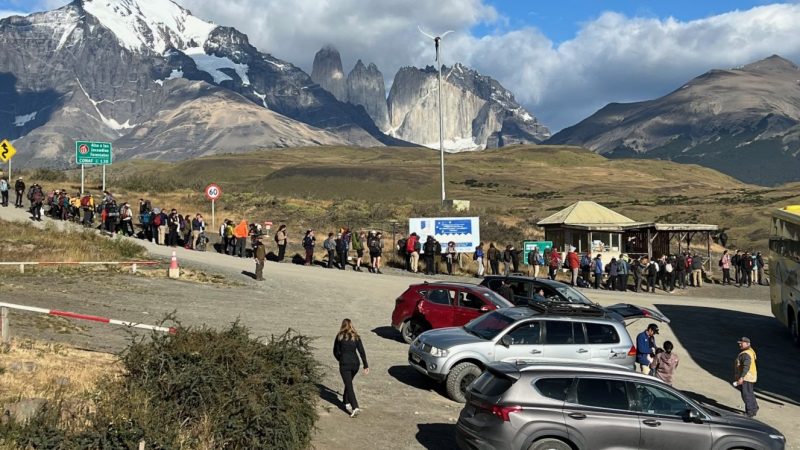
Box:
<box><xmin>2</xmin><ymin>249</ymin><xmax>798</xmax><ymax>450</ymax></box>
<box><xmin>0</xmin><ymin>203</ymin><xmax>796</xmax><ymax>449</ymax></box>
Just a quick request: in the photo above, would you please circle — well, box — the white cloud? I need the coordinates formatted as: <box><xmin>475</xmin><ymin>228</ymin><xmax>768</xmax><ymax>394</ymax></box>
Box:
<box><xmin>0</xmin><ymin>9</ymin><xmax>26</xmax><ymax>18</ymax></box>
<box><xmin>17</xmin><ymin>1</ymin><xmax>800</xmax><ymax>131</ymax></box>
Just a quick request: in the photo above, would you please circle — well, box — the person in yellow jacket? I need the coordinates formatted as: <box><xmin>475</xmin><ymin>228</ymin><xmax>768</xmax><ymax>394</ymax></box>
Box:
<box><xmin>734</xmin><ymin>337</ymin><xmax>758</xmax><ymax>417</ymax></box>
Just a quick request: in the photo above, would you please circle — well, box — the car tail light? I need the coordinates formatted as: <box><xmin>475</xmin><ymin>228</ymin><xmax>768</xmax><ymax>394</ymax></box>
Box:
<box><xmin>641</xmin><ymin>309</ymin><xmax>651</xmax><ymax>317</ymax></box>
<box><xmin>416</xmin><ymin>301</ymin><xmax>425</xmax><ymax>314</ymax></box>
<box><xmin>472</xmin><ymin>401</ymin><xmax>521</xmax><ymax>421</ymax></box>
<box><xmin>627</xmin><ymin>345</ymin><xmax>637</xmax><ymax>357</ymax></box>
<box><xmin>491</xmin><ymin>405</ymin><xmax>521</xmax><ymax>421</ymax></box>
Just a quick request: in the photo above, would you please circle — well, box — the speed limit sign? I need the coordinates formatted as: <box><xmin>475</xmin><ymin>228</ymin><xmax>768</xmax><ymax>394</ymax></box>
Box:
<box><xmin>205</xmin><ymin>184</ymin><xmax>221</xmax><ymax>200</ymax></box>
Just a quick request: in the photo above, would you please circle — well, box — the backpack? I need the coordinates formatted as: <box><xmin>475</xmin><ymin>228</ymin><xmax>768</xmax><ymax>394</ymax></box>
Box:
<box><xmin>0</xmin><ymin>179</ymin><xmax>7</xmax><ymax>192</ymax></box>
<box><xmin>414</xmin><ymin>240</ymin><xmax>421</xmax><ymax>252</ymax></box>
<box><xmin>647</xmin><ymin>263</ymin><xmax>657</xmax><ymax>277</ymax></box>
<box><xmin>106</xmin><ymin>203</ymin><xmax>119</xmax><ymax>217</ymax></box>
<box><xmin>718</xmin><ymin>258</ymin><xmax>723</xmax><ymax>267</ymax></box>
<box><xmin>153</xmin><ymin>214</ymin><xmax>162</xmax><ymax>226</ymax></box>
<box><xmin>80</xmin><ymin>196</ymin><xmax>90</xmax><ymax>207</ymax></box>
<box><xmin>665</xmin><ymin>263</ymin><xmax>673</xmax><ymax>273</ymax></box>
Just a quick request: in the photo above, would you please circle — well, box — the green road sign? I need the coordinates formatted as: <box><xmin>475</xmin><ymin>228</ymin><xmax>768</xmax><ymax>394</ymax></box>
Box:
<box><xmin>75</xmin><ymin>141</ymin><xmax>112</xmax><ymax>165</ymax></box>
<box><xmin>523</xmin><ymin>240</ymin><xmax>552</xmax><ymax>264</ymax></box>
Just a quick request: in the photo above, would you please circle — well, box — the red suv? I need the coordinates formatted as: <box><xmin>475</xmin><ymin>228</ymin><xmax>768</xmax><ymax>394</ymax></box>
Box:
<box><xmin>391</xmin><ymin>281</ymin><xmax>514</xmax><ymax>344</ymax></box>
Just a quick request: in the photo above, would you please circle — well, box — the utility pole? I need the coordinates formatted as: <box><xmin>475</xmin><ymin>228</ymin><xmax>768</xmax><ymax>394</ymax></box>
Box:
<box><xmin>419</xmin><ymin>27</ymin><xmax>453</xmax><ymax>207</ymax></box>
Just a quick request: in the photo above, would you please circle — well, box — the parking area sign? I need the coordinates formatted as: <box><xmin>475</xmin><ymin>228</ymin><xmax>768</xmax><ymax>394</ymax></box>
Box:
<box><xmin>75</xmin><ymin>141</ymin><xmax>112</xmax><ymax>165</ymax></box>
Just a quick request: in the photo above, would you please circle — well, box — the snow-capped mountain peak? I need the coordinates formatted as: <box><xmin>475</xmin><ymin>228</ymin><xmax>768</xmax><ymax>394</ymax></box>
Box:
<box><xmin>81</xmin><ymin>0</ymin><xmax>217</xmax><ymax>53</ymax></box>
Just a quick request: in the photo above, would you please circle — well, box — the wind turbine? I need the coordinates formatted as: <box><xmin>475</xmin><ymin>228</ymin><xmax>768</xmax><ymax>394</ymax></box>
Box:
<box><xmin>419</xmin><ymin>26</ymin><xmax>454</xmax><ymax>207</ymax></box>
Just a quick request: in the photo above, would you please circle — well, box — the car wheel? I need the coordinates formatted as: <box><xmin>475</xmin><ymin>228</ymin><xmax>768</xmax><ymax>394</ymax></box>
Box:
<box><xmin>401</xmin><ymin>319</ymin><xmax>426</xmax><ymax>344</ymax></box>
<box><xmin>529</xmin><ymin>438</ymin><xmax>573</xmax><ymax>450</ymax></box>
<box><xmin>790</xmin><ymin>313</ymin><xmax>800</xmax><ymax>347</ymax></box>
<box><xmin>446</xmin><ymin>362</ymin><xmax>481</xmax><ymax>403</ymax></box>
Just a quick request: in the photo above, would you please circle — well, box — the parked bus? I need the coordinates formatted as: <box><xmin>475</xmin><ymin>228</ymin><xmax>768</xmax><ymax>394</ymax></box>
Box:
<box><xmin>769</xmin><ymin>205</ymin><xmax>800</xmax><ymax>345</ymax></box>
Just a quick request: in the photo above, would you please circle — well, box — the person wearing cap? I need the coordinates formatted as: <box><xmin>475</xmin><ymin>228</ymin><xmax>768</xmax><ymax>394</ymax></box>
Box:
<box><xmin>253</xmin><ymin>234</ymin><xmax>266</xmax><ymax>281</ymax></box>
<box><xmin>635</xmin><ymin>324</ymin><xmax>659</xmax><ymax>374</ymax></box>
<box><xmin>735</xmin><ymin>337</ymin><xmax>759</xmax><ymax>417</ymax></box>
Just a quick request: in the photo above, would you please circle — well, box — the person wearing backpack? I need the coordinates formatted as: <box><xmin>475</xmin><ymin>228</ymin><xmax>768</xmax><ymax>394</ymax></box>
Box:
<box><xmin>675</xmin><ymin>252</ymin><xmax>687</xmax><ymax>290</ymax></box>
<box><xmin>580</xmin><ymin>252</ymin><xmax>592</xmax><ymax>287</ymax></box>
<box><xmin>29</xmin><ymin>184</ymin><xmax>43</xmax><ymax>221</ymax></box>
<box><xmin>566</xmin><ymin>246</ymin><xmax>580</xmax><ymax>286</ymax></box>
<box><xmin>302</xmin><ymin>229</ymin><xmax>316</xmax><ymax>265</ymax></box>
<box><xmin>406</xmin><ymin>233</ymin><xmax>420</xmax><ymax>273</ymax></box>
<box><xmin>473</xmin><ymin>242</ymin><xmax>485</xmax><ymax>277</ymax></box>
<box><xmin>324</xmin><ymin>232</ymin><xmax>337</xmax><ymax>269</ymax></box>
<box><xmin>631</xmin><ymin>257</ymin><xmax>643</xmax><ymax>292</ymax></box>
<box><xmin>0</xmin><ymin>177</ymin><xmax>9</xmax><ymax>207</ymax></box>
<box><xmin>119</xmin><ymin>202</ymin><xmax>134</xmax><ymax>236</ymax></box>
<box><xmin>617</xmin><ymin>254</ymin><xmax>629</xmax><ymax>292</ymax></box>
<box><xmin>14</xmin><ymin>177</ymin><xmax>25</xmax><ymax>208</ymax></box>
<box><xmin>731</xmin><ymin>250</ymin><xmax>742</xmax><ymax>285</ymax></box>
<box><xmin>527</xmin><ymin>246</ymin><xmax>541</xmax><ymax>278</ymax></box>
<box><xmin>592</xmin><ymin>254</ymin><xmax>604</xmax><ymax>289</ymax></box>
<box><xmin>691</xmin><ymin>254</ymin><xmax>704</xmax><ymax>287</ymax></box>
<box><xmin>548</xmin><ymin>247</ymin><xmax>561</xmax><ymax>281</ymax></box>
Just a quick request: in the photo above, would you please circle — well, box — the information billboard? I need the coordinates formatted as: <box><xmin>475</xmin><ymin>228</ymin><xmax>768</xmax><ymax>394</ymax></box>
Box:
<box><xmin>408</xmin><ymin>217</ymin><xmax>480</xmax><ymax>254</ymax></box>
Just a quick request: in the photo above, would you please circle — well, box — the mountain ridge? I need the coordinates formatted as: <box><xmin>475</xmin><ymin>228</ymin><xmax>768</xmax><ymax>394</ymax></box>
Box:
<box><xmin>546</xmin><ymin>54</ymin><xmax>800</xmax><ymax>186</ymax></box>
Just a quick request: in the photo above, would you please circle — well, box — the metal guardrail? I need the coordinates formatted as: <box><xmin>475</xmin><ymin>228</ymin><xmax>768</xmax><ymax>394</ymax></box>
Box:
<box><xmin>0</xmin><ymin>260</ymin><xmax>160</xmax><ymax>273</ymax></box>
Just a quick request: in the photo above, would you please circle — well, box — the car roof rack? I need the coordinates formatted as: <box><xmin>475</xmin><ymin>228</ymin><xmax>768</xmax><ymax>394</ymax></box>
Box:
<box><xmin>524</xmin><ymin>301</ymin><xmax>606</xmax><ymax>318</ymax></box>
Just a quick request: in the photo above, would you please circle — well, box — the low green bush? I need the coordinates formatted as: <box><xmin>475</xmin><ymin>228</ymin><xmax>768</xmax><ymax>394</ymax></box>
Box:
<box><xmin>0</xmin><ymin>322</ymin><xmax>322</xmax><ymax>450</ymax></box>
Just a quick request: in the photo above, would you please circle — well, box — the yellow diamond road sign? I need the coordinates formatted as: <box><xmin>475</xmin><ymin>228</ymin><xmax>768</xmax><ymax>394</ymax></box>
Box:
<box><xmin>0</xmin><ymin>139</ymin><xmax>16</xmax><ymax>163</ymax></box>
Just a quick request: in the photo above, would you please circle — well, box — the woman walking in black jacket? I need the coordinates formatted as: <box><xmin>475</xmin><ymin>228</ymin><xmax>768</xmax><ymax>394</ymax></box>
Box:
<box><xmin>333</xmin><ymin>318</ymin><xmax>369</xmax><ymax>417</ymax></box>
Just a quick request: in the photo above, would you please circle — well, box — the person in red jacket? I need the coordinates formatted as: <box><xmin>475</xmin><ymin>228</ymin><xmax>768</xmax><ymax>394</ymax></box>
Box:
<box><xmin>406</xmin><ymin>233</ymin><xmax>420</xmax><ymax>273</ymax></box>
<box><xmin>567</xmin><ymin>246</ymin><xmax>580</xmax><ymax>286</ymax></box>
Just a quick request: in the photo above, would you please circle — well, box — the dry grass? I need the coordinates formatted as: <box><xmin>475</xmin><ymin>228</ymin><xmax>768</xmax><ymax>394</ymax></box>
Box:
<box><xmin>0</xmin><ymin>219</ymin><xmax>146</xmax><ymax>262</ymax></box>
<box><xmin>0</xmin><ymin>338</ymin><xmax>119</xmax><ymax>406</ymax></box>
<box><xmin>11</xmin><ymin>144</ymin><xmax>800</xmax><ymax>251</ymax></box>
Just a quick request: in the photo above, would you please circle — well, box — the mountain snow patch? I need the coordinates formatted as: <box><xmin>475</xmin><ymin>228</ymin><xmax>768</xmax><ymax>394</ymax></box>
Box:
<box><xmin>83</xmin><ymin>0</ymin><xmax>216</xmax><ymax>53</ymax></box>
<box><xmin>14</xmin><ymin>112</ymin><xmax>37</xmax><ymax>127</ymax></box>
<box><xmin>185</xmin><ymin>48</ymin><xmax>250</xmax><ymax>86</ymax></box>
<box><xmin>155</xmin><ymin>69</ymin><xmax>184</xmax><ymax>86</ymax></box>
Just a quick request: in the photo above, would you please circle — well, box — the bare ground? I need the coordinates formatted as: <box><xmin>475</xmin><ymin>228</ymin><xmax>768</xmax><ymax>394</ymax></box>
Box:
<box><xmin>0</xmin><ymin>205</ymin><xmax>797</xmax><ymax>449</ymax></box>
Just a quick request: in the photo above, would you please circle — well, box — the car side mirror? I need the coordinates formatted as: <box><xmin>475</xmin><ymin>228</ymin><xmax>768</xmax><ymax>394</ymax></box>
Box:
<box><xmin>500</xmin><ymin>335</ymin><xmax>512</xmax><ymax>347</ymax></box>
<box><xmin>684</xmin><ymin>409</ymin><xmax>702</xmax><ymax>423</ymax></box>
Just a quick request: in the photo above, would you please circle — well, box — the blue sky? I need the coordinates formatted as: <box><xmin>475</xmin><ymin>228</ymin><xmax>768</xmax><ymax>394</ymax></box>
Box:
<box><xmin>3</xmin><ymin>0</ymin><xmax>800</xmax><ymax>131</ymax></box>
<box><xmin>474</xmin><ymin>0</ymin><xmax>786</xmax><ymax>43</ymax></box>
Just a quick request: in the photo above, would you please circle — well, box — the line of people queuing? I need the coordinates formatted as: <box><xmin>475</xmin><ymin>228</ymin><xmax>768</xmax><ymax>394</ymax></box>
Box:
<box><xmin>301</xmin><ymin>228</ymin><xmax>386</xmax><ymax>274</ymax></box>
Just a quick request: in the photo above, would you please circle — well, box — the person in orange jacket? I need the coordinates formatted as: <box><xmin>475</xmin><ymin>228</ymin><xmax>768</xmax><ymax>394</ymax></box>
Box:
<box><xmin>233</xmin><ymin>219</ymin><xmax>249</xmax><ymax>258</ymax></box>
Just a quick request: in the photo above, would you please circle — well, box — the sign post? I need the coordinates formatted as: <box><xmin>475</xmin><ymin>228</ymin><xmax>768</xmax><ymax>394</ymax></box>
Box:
<box><xmin>0</xmin><ymin>139</ymin><xmax>17</xmax><ymax>180</ymax></box>
<box><xmin>204</xmin><ymin>184</ymin><xmax>222</xmax><ymax>230</ymax></box>
<box><xmin>75</xmin><ymin>141</ymin><xmax>112</xmax><ymax>195</ymax></box>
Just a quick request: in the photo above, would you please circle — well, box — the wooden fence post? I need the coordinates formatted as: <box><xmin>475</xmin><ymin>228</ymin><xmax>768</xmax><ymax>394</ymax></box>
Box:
<box><xmin>1</xmin><ymin>307</ymin><xmax>10</xmax><ymax>346</ymax></box>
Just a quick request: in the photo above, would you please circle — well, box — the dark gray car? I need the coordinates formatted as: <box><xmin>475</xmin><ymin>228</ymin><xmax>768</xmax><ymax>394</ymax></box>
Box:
<box><xmin>456</xmin><ymin>362</ymin><xmax>785</xmax><ymax>450</ymax></box>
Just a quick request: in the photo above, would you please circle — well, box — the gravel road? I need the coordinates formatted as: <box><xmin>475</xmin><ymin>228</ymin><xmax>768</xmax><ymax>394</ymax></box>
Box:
<box><xmin>1</xmin><ymin>206</ymin><xmax>797</xmax><ymax>449</ymax></box>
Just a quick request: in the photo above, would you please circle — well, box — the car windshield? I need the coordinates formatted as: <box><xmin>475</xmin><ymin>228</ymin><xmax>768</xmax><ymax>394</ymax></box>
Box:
<box><xmin>554</xmin><ymin>285</ymin><xmax>593</xmax><ymax>305</ymax></box>
<box><xmin>463</xmin><ymin>311</ymin><xmax>516</xmax><ymax>340</ymax></box>
<box><xmin>482</xmin><ymin>291</ymin><xmax>515</xmax><ymax>308</ymax></box>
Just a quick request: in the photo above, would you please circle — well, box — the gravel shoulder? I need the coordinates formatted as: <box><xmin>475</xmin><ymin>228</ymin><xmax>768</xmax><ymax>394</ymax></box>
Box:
<box><xmin>1</xmin><ymin>206</ymin><xmax>797</xmax><ymax>449</ymax></box>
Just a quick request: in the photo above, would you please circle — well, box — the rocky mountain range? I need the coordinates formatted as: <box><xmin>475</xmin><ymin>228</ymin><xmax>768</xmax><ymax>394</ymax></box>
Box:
<box><xmin>546</xmin><ymin>55</ymin><xmax>800</xmax><ymax>186</ymax></box>
<box><xmin>0</xmin><ymin>0</ymin><xmax>408</xmax><ymax>167</ymax></box>
<box><xmin>310</xmin><ymin>46</ymin><xmax>550</xmax><ymax>151</ymax></box>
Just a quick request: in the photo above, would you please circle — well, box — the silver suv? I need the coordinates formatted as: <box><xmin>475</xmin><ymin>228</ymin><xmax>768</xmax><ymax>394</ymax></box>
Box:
<box><xmin>456</xmin><ymin>362</ymin><xmax>785</xmax><ymax>450</ymax></box>
<box><xmin>408</xmin><ymin>306</ymin><xmax>636</xmax><ymax>402</ymax></box>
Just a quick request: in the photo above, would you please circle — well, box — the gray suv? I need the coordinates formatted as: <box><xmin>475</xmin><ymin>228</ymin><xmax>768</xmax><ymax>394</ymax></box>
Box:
<box><xmin>456</xmin><ymin>362</ymin><xmax>785</xmax><ymax>450</ymax></box>
<box><xmin>408</xmin><ymin>306</ymin><xmax>636</xmax><ymax>402</ymax></box>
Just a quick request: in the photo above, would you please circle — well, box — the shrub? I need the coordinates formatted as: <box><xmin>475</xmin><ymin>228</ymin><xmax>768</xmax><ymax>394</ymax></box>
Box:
<box><xmin>0</xmin><ymin>322</ymin><xmax>323</xmax><ymax>450</ymax></box>
<box><xmin>32</xmin><ymin>168</ymin><xmax>67</xmax><ymax>182</ymax></box>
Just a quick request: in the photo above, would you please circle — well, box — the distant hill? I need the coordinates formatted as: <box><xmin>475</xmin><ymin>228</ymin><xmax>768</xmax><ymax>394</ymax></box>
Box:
<box><xmin>66</xmin><ymin>144</ymin><xmax>798</xmax><ymax>252</ymax></box>
<box><xmin>546</xmin><ymin>55</ymin><xmax>800</xmax><ymax>186</ymax></box>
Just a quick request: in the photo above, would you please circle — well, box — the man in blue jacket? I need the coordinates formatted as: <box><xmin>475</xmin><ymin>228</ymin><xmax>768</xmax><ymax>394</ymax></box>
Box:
<box><xmin>636</xmin><ymin>323</ymin><xmax>659</xmax><ymax>374</ymax></box>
